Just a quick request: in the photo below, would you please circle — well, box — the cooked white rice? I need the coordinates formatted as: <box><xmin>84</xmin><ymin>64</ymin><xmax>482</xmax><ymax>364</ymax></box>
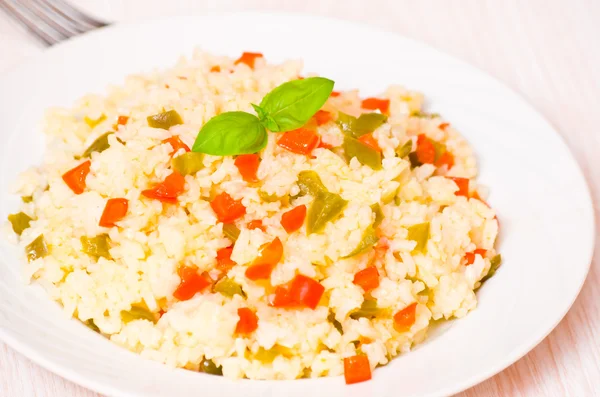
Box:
<box><xmin>5</xmin><ymin>50</ymin><xmax>499</xmax><ymax>381</ymax></box>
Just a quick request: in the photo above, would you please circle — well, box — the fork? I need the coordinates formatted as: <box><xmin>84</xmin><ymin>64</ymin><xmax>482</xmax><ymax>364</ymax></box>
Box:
<box><xmin>0</xmin><ymin>0</ymin><xmax>108</xmax><ymax>46</ymax></box>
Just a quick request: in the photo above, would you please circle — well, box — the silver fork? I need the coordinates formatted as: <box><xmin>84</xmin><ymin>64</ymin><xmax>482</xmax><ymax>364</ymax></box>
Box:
<box><xmin>0</xmin><ymin>0</ymin><xmax>108</xmax><ymax>46</ymax></box>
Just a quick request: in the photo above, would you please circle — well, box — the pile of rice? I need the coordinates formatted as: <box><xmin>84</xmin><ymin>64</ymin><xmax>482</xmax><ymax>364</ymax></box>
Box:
<box><xmin>5</xmin><ymin>50</ymin><xmax>499</xmax><ymax>380</ymax></box>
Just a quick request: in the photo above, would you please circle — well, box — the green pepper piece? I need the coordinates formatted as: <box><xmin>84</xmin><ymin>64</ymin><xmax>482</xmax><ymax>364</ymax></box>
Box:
<box><xmin>258</xmin><ymin>190</ymin><xmax>280</xmax><ymax>202</ymax></box>
<box><xmin>214</xmin><ymin>278</ymin><xmax>244</xmax><ymax>297</ymax></box>
<box><xmin>8</xmin><ymin>212</ymin><xmax>32</xmax><ymax>235</ymax></box>
<box><xmin>371</xmin><ymin>203</ymin><xmax>384</xmax><ymax>228</ymax></box>
<box><xmin>337</xmin><ymin>112</ymin><xmax>387</xmax><ymax>138</ymax></box>
<box><xmin>147</xmin><ymin>110</ymin><xmax>183</xmax><ymax>130</ymax></box>
<box><xmin>26</xmin><ymin>234</ymin><xmax>48</xmax><ymax>262</ymax></box>
<box><xmin>200</xmin><ymin>359</ymin><xmax>223</xmax><ymax>375</ymax></box>
<box><xmin>297</xmin><ymin>170</ymin><xmax>328</xmax><ymax>196</ymax></box>
<box><xmin>396</xmin><ymin>140</ymin><xmax>413</xmax><ymax>159</ymax></box>
<box><xmin>327</xmin><ymin>311</ymin><xmax>344</xmax><ymax>334</ymax></box>
<box><xmin>343</xmin><ymin>136</ymin><xmax>382</xmax><ymax>170</ymax></box>
<box><xmin>121</xmin><ymin>306</ymin><xmax>157</xmax><ymax>324</ymax></box>
<box><xmin>81</xmin><ymin>234</ymin><xmax>111</xmax><ymax>260</ymax></box>
<box><xmin>432</xmin><ymin>141</ymin><xmax>446</xmax><ymax>162</ymax></box>
<box><xmin>85</xmin><ymin>319</ymin><xmax>100</xmax><ymax>332</ymax></box>
<box><xmin>172</xmin><ymin>152</ymin><xmax>204</xmax><ymax>175</ymax></box>
<box><xmin>410</xmin><ymin>111</ymin><xmax>441</xmax><ymax>119</ymax></box>
<box><xmin>21</xmin><ymin>196</ymin><xmax>33</xmax><ymax>203</ymax></box>
<box><xmin>84</xmin><ymin>114</ymin><xmax>107</xmax><ymax>129</ymax></box>
<box><xmin>307</xmin><ymin>192</ymin><xmax>348</xmax><ymax>234</ymax></box>
<box><xmin>480</xmin><ymin>254</ymin><xmax>502</xmax><ymax>283</ymax></box>
<box><xmin>222</xmin><ymin>223</ymin><xmax>240</xmax><ymax>242</ymax></box>
<box><xmin>82</xmin><ymin>132</ymin><xmax>114</xmax><ymax>158</ymax></box>
<box><xmin>342</xmin><ymin>226</ymin><xmax>378</xmax><ymax>258</ymax></box>
<box><xmin>350</xmin><ymin>299</ymin><xmax>380</xmax><ymax>319</ymax></box>
<box><xmin>407</xmin><ymin>222</ymin><xmax>430</xmax><ymax>253</ymax></box>
<box><xmin>408</xmin><ymin>152</ymin><xmax>422</xmax><ymax>168</ymax></box>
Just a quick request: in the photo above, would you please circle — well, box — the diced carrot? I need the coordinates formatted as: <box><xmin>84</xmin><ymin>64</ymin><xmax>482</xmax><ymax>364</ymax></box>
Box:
<box><xmin>449</xmin><ymin>177</ymin><xmax>470</xmax><ymax>197</ymax></box>
<box><xmin>314</xmin><ymin>110</ymin><xmax>334</xmax><ymax>126</ymax></box>
<box><xmin>270</xmin><ymin>284</ymin><xmax>294</xmax><ymax>308</ymax></box>
<box><xmin>280</xmin><ymin>205</ymin><xmax>307</xmax><ymax>233</ymax></box>
<box><xmin>216</xmin><ymin>247</ymin><xmax>236</xmax><ymax>272</ymax></box>
<box><xmin>318</xmin><ymin>141</ymin><xmax>334</xmax><ymax>149</ymax></box>
<box><xmin>245</xmin><ymin>263</ymin><xmax>273</xmax><ymax>281</ymax></box>
<box><xmin>235</xmin><ymin>307</ymin><xmax>259</xmax><ymax>334</ymax></box>
<box><xmin>99</xmin><ymin>198</ymin><xmax>128</xmax><ymax>227</ymax></box>
<box><xmin>173</xmin><ymin>266</ymin><xmax>211</xmax><ymax>301</ymax></box>
<box><xmin>416</xmin><ymin>134</ymin><xmax>436</xmax><ymax>164</ymax></box>
<box><xmin>62</xmin><ymin>161</ymin><xmax>91</xmax><ymax>195</ymax></box>
<box><xmin>352</xmin><ymin>267</ymin><xmax>380</xmax><ymax>292</ymax></box>
<box><xmin>162</xmin><ymin>136</ymin><xmax>190</xmax><ymax>156</ymax></box>
<box><xmin>438</xmin><ymin>122</ymin><xmax>450</xmax><ymax>130</ymax></box>
<box><xmin>234</xmin><ymin>154</ymin><xmax>260</xmax><ymax>183</ymax></box>
<box><xmin>234</xmin><ymin>52</ymin><xmax>264</xmax><ymax>69</ymax></box>
<box><xmin>247</xmin><ymin>219</ymin><xmax>266</xmax><ymax>232</ymax></box>
<box><xmin>210</xmin><ymin>65</ymin><xmax>221</xmax><ymax>72</ymax></box>
<box><xmin>142</xmin><ymin>171</ymin><xmax>186</xmax><ymax>203</ymax></box>
<box><xmin>289</xmin><ymin>274</ymin><xmax>325</xmax><ymax>310</ymax></box>
<box><xmin>357</xmin><ymin>133</ymin><xmax>382</xmax><ymax>152</ymax></box>
<box><xmin>435</xmin><ymin>151</ymin><xmax>455</xmax><ymax>169</ymax></box>
<box><xmin>245</xmin><ymin>237</ymin><xmax>283</xmax><ymax>280</ymax></box>
<box><xmin>330</xmin><ymin>91</ymin><xmax>341</xmax><ymax>97</ymax></box>
<box><xmin>344</xmin><ymin>355</ymin><xmax>372</xmax><ymax>384</ymax></box>
<box><xmin>464</xmin><ymin>248</ymin><xmax>487</xmax><ymax>265</ymax></box>
<box><xmin>277</xmin><ymin>128</ymin><xmax>320</xmax><ymax>155</ymax></box>
<box><xmin>210</xmin><ymin>192</ymin><xmax>246</xmax><ymax>223</ymax></box>
<box><xmin>117</xmin><ymin>115</ymin><xmax>129</xmax><ymax>125</ymax></box>
<box><xmin>393</xmin><ymin>302</ymin><xmax>417</xmax><ymax>330</ymax></box>
<box><xmin>361</xmin><ymin>97</ymin><xmax>390</xmax><ymax>114</ymax></box>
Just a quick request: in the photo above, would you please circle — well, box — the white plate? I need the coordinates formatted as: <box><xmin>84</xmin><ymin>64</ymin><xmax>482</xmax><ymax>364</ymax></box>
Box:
<box><xmin>0</xmin><ymin>12</ymin><xmax>594</xmax><ymax>397</ymax></box>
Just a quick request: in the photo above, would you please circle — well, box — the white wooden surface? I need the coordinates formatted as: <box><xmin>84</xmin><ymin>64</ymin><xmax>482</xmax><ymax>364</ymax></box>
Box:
<box><xmin>1</xmin><ymin>0</ymin><xmax>599</xmax><ymax>395</ymax></box>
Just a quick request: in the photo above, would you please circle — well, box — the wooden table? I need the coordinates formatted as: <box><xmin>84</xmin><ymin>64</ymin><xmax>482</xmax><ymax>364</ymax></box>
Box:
<box><xmin>1</xmin><ymin>0</ymin><xmax>598</xmax><ymax>395</ymax></box>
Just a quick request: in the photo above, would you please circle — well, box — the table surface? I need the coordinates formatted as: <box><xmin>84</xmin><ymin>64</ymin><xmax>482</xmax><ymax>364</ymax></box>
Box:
<box><xmin>1</xmin><ymin>0</ymin><xmax>599</xmax><ymax>396</ymax></box>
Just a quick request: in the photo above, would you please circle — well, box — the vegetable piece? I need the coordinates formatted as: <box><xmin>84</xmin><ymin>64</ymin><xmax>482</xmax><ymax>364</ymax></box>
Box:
<box><xmin>8</xmin><ymin>212</ymin><xmax>32</xmax><ymax>235</ymax></box>
<box><xmin>393</xmin><ymin>302</ymin><xmax>417</xmax><ymax>331</ymax></box>
<box><xmin>210</xmin><ymin>192</ymin><xmax>246</xmax><ymax>223</ymax></box>
<box><xmin>26</xmin><ymin>235</ymin><xmax>48</xmax><ymax>262</ymax></box>
<box><xmin>344</xmin><ymin>355</ymin><xmax>372</xmax><ymax>385</ymax></box>
<box><xmin>464</xmin><ymin>248</ymin><xmax>487</xmax><ymax>265</ymax></box>
<box><xmin>350</xmin><ymin>299</ymin><xmax>380</xmax><ymax>319</ymax></box>
<box><xmin>408</xmin><ymin>152</ymin><xmax>421</xmax><ymax>168</ymax></box>
<box><xmin>435</xmin><ymin>151</ymin><xmax>455</xmax><ymax>169</ymax></box>
<box><xmin>141</xmin><ymin>171</ymin><xmax>186</xmax><ymax>203</ymax></box>
<box><xmin>173</xmin><ymin>266</ymin><xmax>211</xmax><ymax>301</ymax></box>
<box><xmin>117</xmin><ymin>115</ymin><xmax>129</xmax><ymax>126</ymax></box>
<box><xmin>193</xmin><ymin>111</ymin><xmax>267</xmax><ymax>156</ymax></box>
<box><xmin>337</xmin><ymin>112</ymin><xmax>387</xmax><ymax>138</ymax></box>
<box><xmin>327</xmin><ymin>311</ymin><xmax>344</xmax><ymax>334</ymax></box>
<box><xmin>84</xmin><ymin>114</ymin><xmax>106</xmax><ymax>129</ymax></box>
<box><xmin>450</xmin><ymin>177</ymin><xmax>469</xmax><ymax>197</ymax></box>
<box><xmin>411</xmin><ymin>111</ymin><xmax>440</xmax><ymax>119</ymax></box>
<box><xmin>307</xmin><ymin>192</ymin><xmax>348</xmax><ymax>234</ymax></box>
<box><xmin>162</xmin><ymin>135</ymin><xmax>190</xmax><ymax>156</ymax></box>
<box><xmin>98</xmin><ymin>198</ymin><xmax>128</xmax><ymax>227</ymax></box>
<box><xmin>415</xmin><ymin>134</ymin><xmax>436</xmax><ymax>164</ymax></box>
<box><xmin>245</xmin><ymin>237</ymin><xmax>283</xmax><ymax>280</ymax></box>
<box><xmin>84</xmin><ymin>319</ymin><xmax>100</xmax><ymax>332</ymax></box>
<box><xmin>214</xmin><ymin>277</ymin><xmax>244</xmax><ymax>297</ymax></box>
<box><xmin>82</xmin><ymin>132</ymin><xmax>113</xmax><ymax>158</ymax></box>
<box><xmin>200</xmin><ymin>359</ymin><xmax>223</xmax><ymax>375</ymax></box>
<box><xmin>235</xmin><ymin>307</ymin><xmax>259</xmax><ymax>334</ymax></box>
<box><xmin>234</xmin><ymin>153</ymin><xmax>260</xmax><ymax>182</ymax></box>
<box><xmin>280</xmin><ymin>205</ymin><xmax>307</xmax><ymax>233</ymax></box>
<box><xmin>277</xmin><ymin>128</ymin><xmax>320</xmax><ymax>155</ymax></box>
<box><xmin>210</xmin><ymin>66</ymin><xmax>221</xmax><ymax>72</ymax></box>
<box><xmin>258</xmin><ymin>190</ymin><xmax>283</xmax><ymax>203</ymax></box>
<box><xmin>147</xmin><ymin>110</ymin><xmax>183</xmax><ymax>130</ymax></box>
<box><xmin>353</xmin><ymin>267</ymin><xmax>380</xmax><ymax>292</ymax></box>
<box><xmin>343</xmin><ymin>136</ymin><xmax>382</xmax><ymax>170</ymax></box>
<box><xmin>81</xmin><ymin>234</ymin><xmax>111</xmax><ymax>259</ymax></box>
<box><xmin>258</xmin><ymin>77</ymin><xmax>334</xmax><ymax>132</ymax></box>
<box><xmin>371</xmin><ymin>203</ymin><xmax>384</xmax><ymax>228</ymax></box>
<box><xmin>481</xmin><ymin>254</ymin><xmax>502</xmax><ymax>283</ymax></box>
<box><xmin>246</xmin><ymin>220</ymin><xmax>264</xmax><ymax>231</ymax></box>
<box><xmin>62</xmin><ymin>161</ymin><xmax>91</xmax><ymax>194</ymax></box>
<box><xmin>222</xmin><ymin>224</ymin><xmax>241</xmax><ymax>242</ymax></box>
<box><xmin>396</xmin><ymin>140</ymin><xmax>413</xmax><ymax>158</ymax></box>
<box><xmin>342</xmin><ymin>226</ymin><xmax>378</xmax><ymax>258</ymax></box>
<box><xmin>357</xmin><ymin>133</ymin><xmax>381</xmax><ymax>152</ymax></box>
<box><xmin>289</xmin><ymin>274</ymin><xmax>325</xmax><ymax>309</ymax></box>
<box><xmin>297</xmin><ymin>170</ymin><xmax>327</xmax><ymax>196</ymax></box>
<box><xmin>216</xmin><ymin>247</ymin><xmax>237</xmax><ymax>272</ymax></box>
<box><xmin>314</xmin><ymin>110</ymin><xmax>333</xmax><ymax>125</ymax></box>
<box><xmin>330</xmin><ymin>91</ymin><xmax>341</xmax><ymax>97</ymax></box>
<box><xmin>21</xmin><ymin>196</ymin><xmax>33</xmax><ymax>203</ymax></box>
<box><xmin>407</xmin><ymin>222</ymin><xmax>429</xmax><ymax>253</ymax></box>
<box><xmin>234</xmin><ymin>52</ymin><xmax>263</xmax><ymax>68</ymax></box>
<box><xmin>121</xmin><ymin>306</ymin><xmax>156</xmax><ymax>324</ymax></box>
<box><xmin>361</xmin><ymin>97</ymin><xmax>390</xmax><ymax>114</ymax></box>
<box><xmin>270</xmin><ymin>284</ymin><xmax>294</xmax><ymax>308</ymax></box>
<box><xmin>171</xmin><ymin>152</ymin><xmax>205</xmax><ymax>175</ymax></box>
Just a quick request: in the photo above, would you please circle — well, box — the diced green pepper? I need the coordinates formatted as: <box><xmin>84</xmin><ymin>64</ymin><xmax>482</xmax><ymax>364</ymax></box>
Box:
<box><xmin>407</xmin><ymin>222</ymin><xmax>429</xmax><ymax>253</ymax></box>
<box><xmin>21</xmin><ymin>196</ymin><xmax>33</xmax><ymax>203</ymax></box>
<box><xmin>343</xmin><ymin>136</ymin><xmax>382</xmax><ymax>170</ymax></box>
<box><xmin>82</xmin><ymin>132</ymin><xmax>114</xmax><ymax>158</ymax></box>
<box><xmin>147</xmin><ymin>110</ymin><xmax>183</xmax><ymax>130</ymax></box>
<box><xmin>371</xmin><ymin>203</ymin><xmax>384</xmax><ymax>228</ymax></box>
<box><xmin>85</xmin><ymin>319</ymin><xmax>100</xmax><ymax>332</ymax></box>
<box><xmin>81</xmin><ymin>234</ymin><xmax>111</xmax><ymax>260</ymax></box>
<box><xmin>222</xmin><ymin>223</ymin><xmax>240</xmax><ymax>242</ymax></box>
<box><xmin>84</xmin><ymin>114</ymin><xmax>107</xmax><ymax>129</ymax></box>
<box><xmin>408</xmin><ymin>152</ymin><xmax>422</xmax><ymax>168</ymax></box>
<box><xmin>307</xmin><ymin>192</ymin><xmax>348</xmax><ymax>234</ymax></box>
<box><xmin>410</xmin><ymin>111</ymin><xmax>440</xmax><ymax>119</ymax></box>
<box><xmin>258</xmin><ymin>190</ymin><xmax>279</xmax><ymax>202</ymax></box>
<box><xmin>381</xmin><ymin>186</ymin><xmax>399</xmax><ymax>204</ymax></box>
<box><xmin>172</xmin><ymin>152</ymin><xmax>204</xmax><ymax>175</ymax></box>
<box><xmin>480</xmin><ymin>254</ymin><xmax>502</xmax><ymax>283</ymax></box>
<box><xmin>327</xmin><ymin>311</ymin><xmax>343</xmax><ymax>334</ymax></box>
<box><xmin>396</xmin><ymin>140</ymin><xmax>413</xmax><ymax>158</ymax></box>
<box><xmin>297</xmin><ymin>170</ymin><xmax>327</xmax><ymax>196</ymax></box>
<box><xmin>26</xmin><ymin>234</ymin><xmax>48</xmax><ymax>262</ymax></box>
<box><xmin>213</xmin><ymin>278</ymin><xmax>244</xmax><ymax>297</ymax></box>
<box><xmin>121</xmin><ymin>305</ymin><xmax>157</xmax><ymax>324</ymax></box>
<box><xmin>337</xmin><ymin>112</ymin><xmax>387</xmax><ymax>138</ymax></box>
<box><xmin>342</xmin><ymin>226</ymin><xmax>378</xmax><ymax>258</ymax></box>
<box><xmin>350</xmin><ymin>299</ymin><xmax>380</xmax><ymax>319</ymax></box>
<box><xmin>8</xmin><ymin>212</ymin><xmax>32</xmax><ymax>235</ymax></box>
<box><xmin>200</xmin><ymin>359</ymin><xmax>223</xmax><ymax>375</ymax></box>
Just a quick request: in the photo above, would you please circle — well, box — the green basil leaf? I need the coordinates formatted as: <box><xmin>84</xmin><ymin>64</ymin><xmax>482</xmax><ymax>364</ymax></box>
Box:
<box><xmin>251</xmin><ymin>104</ymin><xmax>268</xmax><ymax>120</ymax></box>
<box><xmin>259</xmin><ymin>77</ymin><xmax>334</xmax><ymax>132</ymax></box>
<box><xmin>192</xmin><ymin>112</ymin><xmax>267</xmax><ymax>156</ymax></box>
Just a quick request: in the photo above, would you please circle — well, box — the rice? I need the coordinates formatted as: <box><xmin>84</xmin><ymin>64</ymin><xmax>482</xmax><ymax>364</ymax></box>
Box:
<box><xmin>5</xmin><ymin>49</ymin><xmax>500</xmax><ymax>381</ymax></box>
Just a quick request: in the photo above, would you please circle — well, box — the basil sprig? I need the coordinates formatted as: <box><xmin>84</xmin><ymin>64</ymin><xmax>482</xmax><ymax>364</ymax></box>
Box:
<box><xmin>192</xmin><ymin>77</ymin><xmax>334</xmax><ymax>156</ymax></box>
